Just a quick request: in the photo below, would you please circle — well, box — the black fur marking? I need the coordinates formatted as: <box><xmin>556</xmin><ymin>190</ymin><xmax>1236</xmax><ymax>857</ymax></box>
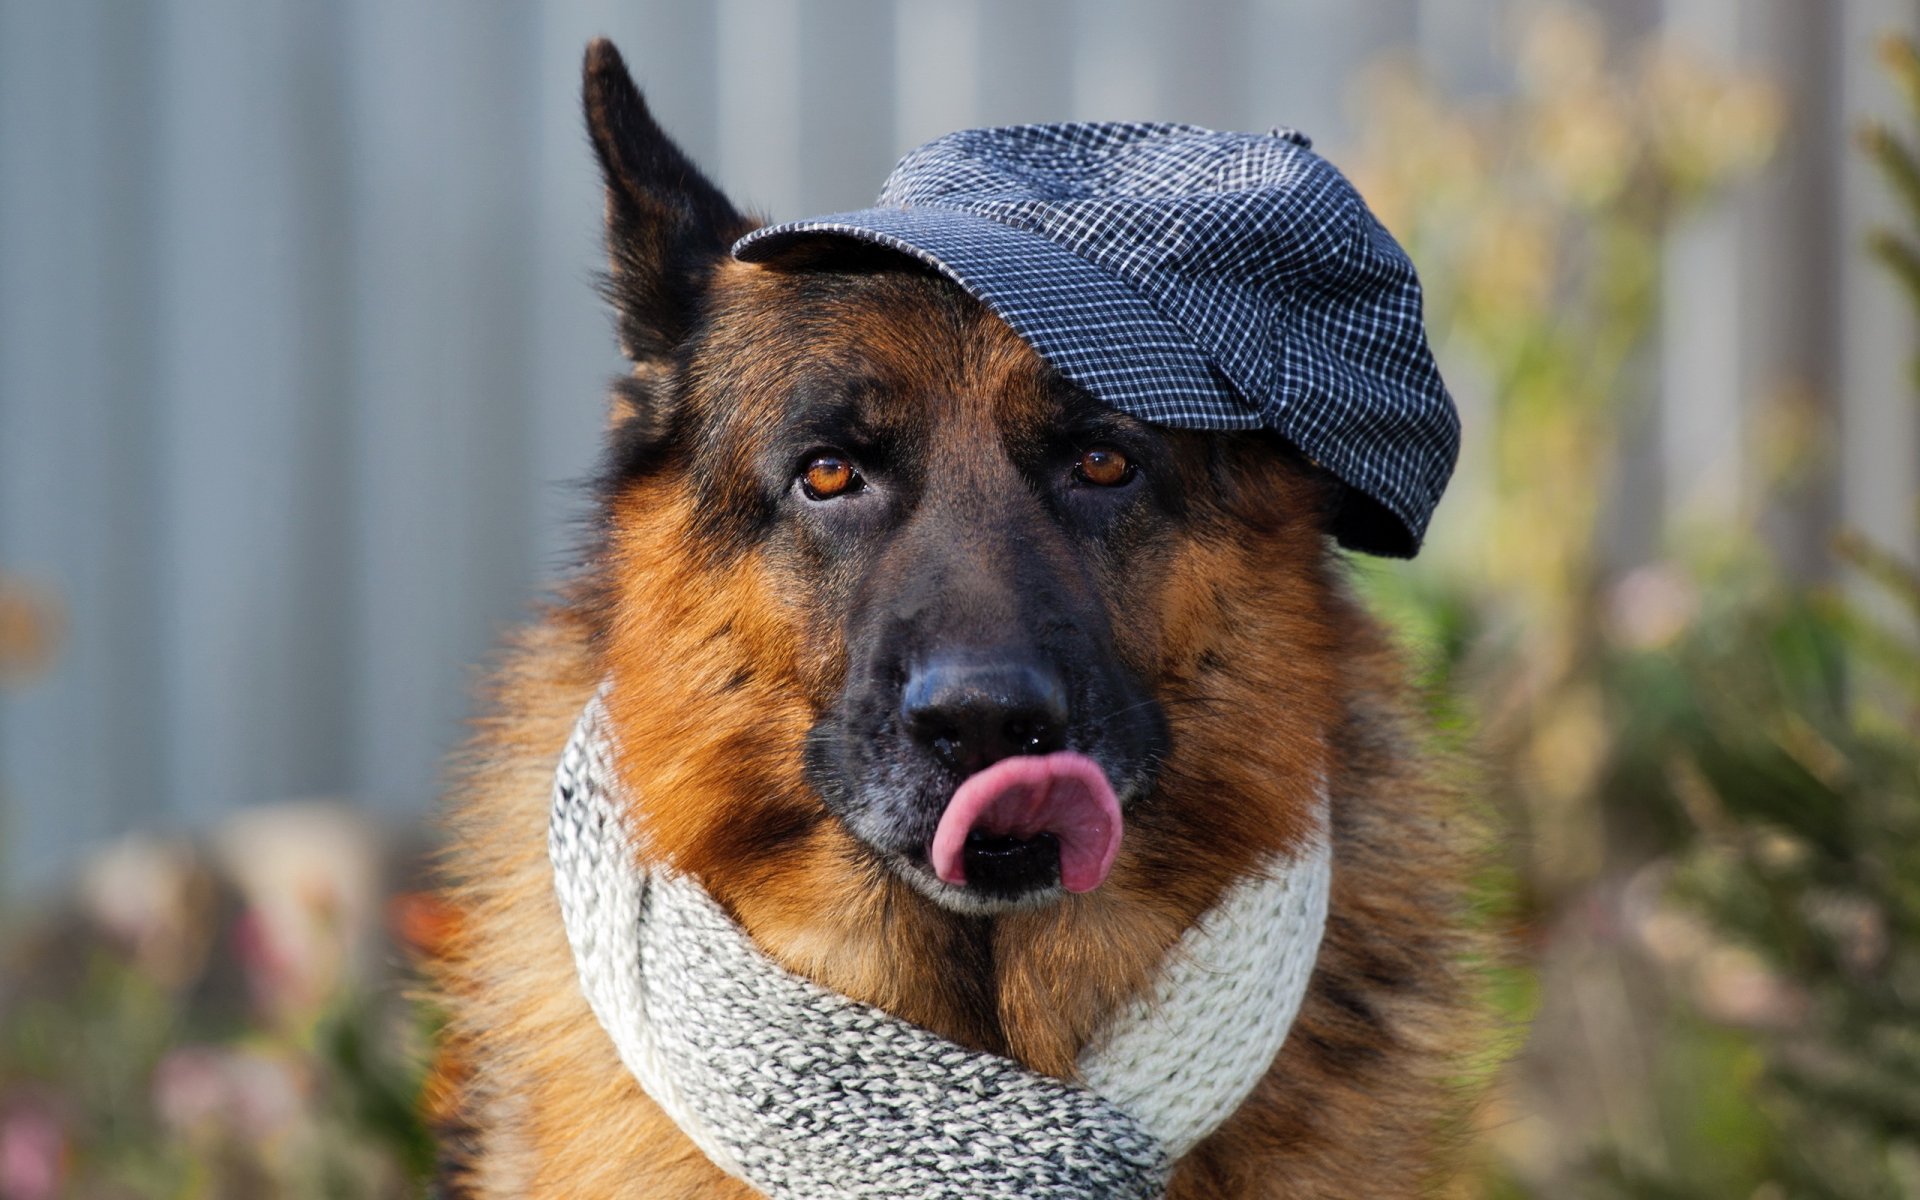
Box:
<box><xmin>1319</xmin><ymin>978</ymin><xmax>1382</xmax><ymax>1027</ymax></box>
<box><xmin>711</xmin><ymin>802</ymin><xmax>821</xmax><ymax>866</ymax></box>
<box><xmin>1300</xmin><ymin>1025</ymin><xmax>1387</xmax><ymax>1070</ymax></box>
<box><xmin>583</xmin><ymin>39</ymin><xmax>754</xmax><ymax>363</ymax></box>
<box><xmin>604</xmin><ymin>373</ymin><xmax>679</xmax><ymax>474</ymax></box>
<box><xmin>427</xmin><ymin>1111</ymin><xmax>482</xmax><ymax>1200</ymax></box>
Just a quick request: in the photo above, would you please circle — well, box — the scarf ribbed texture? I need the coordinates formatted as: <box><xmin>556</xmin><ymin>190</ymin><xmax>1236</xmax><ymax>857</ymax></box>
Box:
<box><xmin>549</xmin><ymin>691</ymin><xmax>1330</xmax><ymax>1198</ymax></box>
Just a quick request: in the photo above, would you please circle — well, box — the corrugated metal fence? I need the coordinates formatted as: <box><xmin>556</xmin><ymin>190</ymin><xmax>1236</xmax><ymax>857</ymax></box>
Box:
<box><xmin>2</xmin><ymin>0</ymin><xmax>1915</xmax><ymax>893</ymax></box>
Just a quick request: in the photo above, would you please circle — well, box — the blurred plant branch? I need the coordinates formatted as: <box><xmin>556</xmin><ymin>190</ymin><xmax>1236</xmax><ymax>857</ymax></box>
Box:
<box><xmin>1865</xmin><ymin>35</ymin><xmax>1920</xmax><ymax>396</ymax></box>
<box><xmin>1349</xmin><ymin>2</ymin><xmax>1784</xmax><ymax>907</ymax></box>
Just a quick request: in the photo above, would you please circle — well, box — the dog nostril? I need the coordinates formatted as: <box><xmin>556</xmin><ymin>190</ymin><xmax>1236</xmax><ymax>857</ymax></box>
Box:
<box><xmin>902</xmin><ymin>658</ymin><xmax>1069</xmax><ymax>771</ymax></box>
<box><xmin>930</xmin><ymin>735</ymin><xmax>962</xmax><ymax>768</ymax></box>
<box><xmin>1004</xmin><ymin>718</ymin><xmax>1060</xmax><ymax>755</ymax></box>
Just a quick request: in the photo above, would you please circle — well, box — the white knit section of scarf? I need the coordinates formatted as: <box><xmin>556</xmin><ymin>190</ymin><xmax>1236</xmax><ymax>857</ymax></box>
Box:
<box><xmin>549</xmin><ymin>691</ymin><xmax>1331</xmax><ymax>1199</ymax></box>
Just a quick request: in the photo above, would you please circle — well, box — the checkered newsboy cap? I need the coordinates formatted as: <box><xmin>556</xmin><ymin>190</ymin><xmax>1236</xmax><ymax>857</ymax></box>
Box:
<box><xmin>733</xmin><ymin>121</ymin><xmax>1458</xmax><ymax>558</ymax></box>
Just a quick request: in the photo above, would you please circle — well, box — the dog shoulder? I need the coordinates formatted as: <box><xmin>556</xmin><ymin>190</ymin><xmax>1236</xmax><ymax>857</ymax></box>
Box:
<box><xmin>1170</xmin><ymin>609</ymin><xmax>1493</xmax><ymax>1199</ymax></box>
<box><xmin>426</xmin><ymin>604</ymin><xmax>754</xmax><ymax>1198</ymax></box>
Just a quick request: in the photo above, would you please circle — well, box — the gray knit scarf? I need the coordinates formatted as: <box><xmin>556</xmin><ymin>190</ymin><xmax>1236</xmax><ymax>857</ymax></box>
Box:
<box><xmin>549</xmin><ymin>690</ymin><xmax>1331</xmax><ymax>1199</ymax></box>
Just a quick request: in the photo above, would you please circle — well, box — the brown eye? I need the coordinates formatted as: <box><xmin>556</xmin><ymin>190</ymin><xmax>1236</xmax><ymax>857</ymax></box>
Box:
<box><xmin>801</xmin><ymin>453</ymin><xmax>859</xmax><ymax>500</ymax></box>
<box><xmin>1074</xmin><ymin>447</ymin><xmax>1134</xmax><ymax>487</ymax></box>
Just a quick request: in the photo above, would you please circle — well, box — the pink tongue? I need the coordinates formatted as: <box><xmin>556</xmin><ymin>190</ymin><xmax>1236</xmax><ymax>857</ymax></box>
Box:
<box><xmin>929</xmin><ymin>752</ymin><xmax>1122</xmax><ymax>894</ymax></box>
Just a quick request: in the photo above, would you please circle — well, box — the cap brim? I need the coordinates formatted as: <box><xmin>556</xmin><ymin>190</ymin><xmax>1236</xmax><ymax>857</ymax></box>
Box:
<box><xmin>734</xmin><ymin>208</ymin><xmax>1260</xmax><ymax>433</ymax></box>
<box><xmin>733</xmin><ymin>208</ymin><xmax>1431</xmax><ymax>557</ymax></box>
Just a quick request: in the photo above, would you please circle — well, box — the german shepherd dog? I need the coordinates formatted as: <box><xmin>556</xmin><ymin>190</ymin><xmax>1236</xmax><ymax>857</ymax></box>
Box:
<box><xmin>429</xmin><ymin>40</ymin><xmax>1483</xmax><ymax>1199</ymax></box>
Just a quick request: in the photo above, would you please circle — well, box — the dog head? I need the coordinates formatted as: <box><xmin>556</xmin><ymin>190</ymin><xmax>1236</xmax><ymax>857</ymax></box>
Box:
<box><xmin>580</xmin><ymin>43</ymin><xmax>1343</xmax><ymax>932</ymax></box>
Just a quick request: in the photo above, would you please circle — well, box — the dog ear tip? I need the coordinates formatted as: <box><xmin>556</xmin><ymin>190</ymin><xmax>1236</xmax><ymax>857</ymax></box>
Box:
<box><xmin>584</xmin><ymin>37</ymin><xmax>623</xmax><ymax>76</ymax></box>
<box><xmin>583</xmin><ymin>38</ymin><xmax>646</xmax><ymax>108</ymax></box>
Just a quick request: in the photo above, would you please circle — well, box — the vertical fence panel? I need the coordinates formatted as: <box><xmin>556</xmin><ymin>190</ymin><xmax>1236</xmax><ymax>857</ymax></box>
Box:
<box><xmin>1242</xmin><ymin>0</ymin><xmax>1415</xmax><ymax>154</ymax></box>
<box><xmin>717</xmin><ymin>0</ymin><xmax>807</xmax><ymax>221</ymax></box>
<box><xmin>6</xmin><ymin>0</ymin><xmax>1920</xmax><ymax>893</ymax></box>
<box><xmin>275</xmin><ymin>3</ymin><xmax>360</xmax><ymax>804</ymax></box>
<box><xmin>1659</xmin><ymin>0</ymin><xmax>1749</xmax><ymax>535</ymax></box>
<box><xmin>1070</xmin><ymin>0</ymin><xmax>1166</xmax><ymax>120</ymax></box>
<box><xmin>801</xmin><ymin>0</ymin><xmax>898</xmax><ymax>214</ymax></box>
<box><xmin>526</xmin><ymin>1</ymin><xmax>657</xmax><ymax>585</ymax></box>
<box><xmin>896</xmin><ymin>0</ymin><xmax>984</xmax><ymax>151</ymax></box>
<box><xmin>1156</xmin><ymin>0</ymin><xmax>1244</xmax><ymax>130</ymax></box>
<box><xmin>1840</xmin><ymin>0</ymin><xmax>1920</xmax><ymax>577</ymax></box>
<box><xmin>343</xmin><ymin>1</ymin><xmax>543</xmax><ymax>815</ymax></box>
<box><xmin>151</xmin><ymin>0</ymin><xmax>367</xmax><ymax>828</ymax></box>
<box><xmin>973</xmin><ymin>0</ymin><xmax>1075</xmax><ymax>126</ymax></box>
<box><xmin>0</xmin><ymin>2</ymin><xmax>167</xmax><ymax>890</ymax></box>
<box><xmin>1735</xmin><ymin>1</ymin><xmax>1843</xmax><ymax>579</ymax></box>
<box><xmin>1415</xmin><ymin>0</ymin><xmax>1505</xmax><ymax>95</ymax></box>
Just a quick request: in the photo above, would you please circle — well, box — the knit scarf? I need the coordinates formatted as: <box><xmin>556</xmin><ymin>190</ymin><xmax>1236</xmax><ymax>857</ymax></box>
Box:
<box><xmin>549</xmin><ymin>690</ymin><xmax>1332</xmax><ymax>1199</ymax></box>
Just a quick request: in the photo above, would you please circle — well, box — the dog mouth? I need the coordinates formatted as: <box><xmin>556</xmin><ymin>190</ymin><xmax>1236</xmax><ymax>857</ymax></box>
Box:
<box><xmin>927</xmin><ymin>752</ymin><xmax>1123</xmax><ymax>901</ymax></box>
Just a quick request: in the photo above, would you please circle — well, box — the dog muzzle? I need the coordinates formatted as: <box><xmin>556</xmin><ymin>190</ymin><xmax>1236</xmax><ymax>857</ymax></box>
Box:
<box><xmin>548</xmin><ymin>688</ymin><xmax>1331</xmax><ymax>1199</ymax></box>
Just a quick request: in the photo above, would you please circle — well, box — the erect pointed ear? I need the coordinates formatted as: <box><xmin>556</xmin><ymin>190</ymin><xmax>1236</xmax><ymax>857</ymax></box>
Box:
<box><xmin>583</xmin><ymin>39</ymin><xmax>753</xmax><ymax>364</ymax></box>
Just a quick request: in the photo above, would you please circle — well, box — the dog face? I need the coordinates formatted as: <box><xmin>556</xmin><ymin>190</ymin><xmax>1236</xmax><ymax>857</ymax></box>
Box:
<box><xmin>582</xmin><ymin>45</ymin><xmax>1340</xmax><ymax>927</ymax></box>
<box><xmin>675</xmin><ymin>257</ymin><xmax>1185</xmax><ymax>912</ymax></box>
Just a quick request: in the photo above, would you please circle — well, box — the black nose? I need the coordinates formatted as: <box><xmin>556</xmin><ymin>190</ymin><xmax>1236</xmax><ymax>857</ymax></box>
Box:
<box><xmin>901</xmin><ymin>657</ymin><xmax>1069</xmax><ymax>774</ymax></box>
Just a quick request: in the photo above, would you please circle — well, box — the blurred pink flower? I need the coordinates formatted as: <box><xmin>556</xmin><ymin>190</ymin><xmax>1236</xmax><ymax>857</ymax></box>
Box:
<box><xmin>222</xmin><ymin>1050</ymin><xmax>305</xmax><ymax>1140</ymax></box>
<box><xmin>1694</xmin><ymin>945</ymin><xmax>1810</xmax><ymax>1031</ymax></box>
<box><xmin>0</xmin><ymin>1108</ymin><xmax>65</xmax><ymax>1200</ymax></box>
<box><xmin>152</xmin><ymin>1045</ymin><xmax>305</xmax><ymax>1141</ymax></box>
<box><xmin>151</xmin><ymin>1046</ymin><xmax>228</xmax><ymax>1131</ymax></box>
<box><xmin>1606</xmin><ymin>564</ymin><xmax>1699</xmax><ymax>651</ymax></box>
<box><xmin>213</xmin><ymin>803</ymin><xmax>385</xmax><ymax>1023</ymax></box>
<box><xmin>231</xmin><ymin>907</ymin><xmax>300</xmax><ymax>1018</ymax></box>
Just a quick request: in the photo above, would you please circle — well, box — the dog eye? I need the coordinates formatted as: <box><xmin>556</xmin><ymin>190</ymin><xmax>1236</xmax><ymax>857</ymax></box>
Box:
<box><xmin>1073</xmin><ymin>447</ymin><xmax>1134</xmax><ymax>488</ymax></box>
<box><xmin>800</xmin><ymin>453</ymin><xmax>862</xmax><ymax>500</ymax></box>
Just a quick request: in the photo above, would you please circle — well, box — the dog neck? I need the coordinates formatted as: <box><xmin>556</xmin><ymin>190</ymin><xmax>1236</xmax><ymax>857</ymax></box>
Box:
<box><xmin>549</xmin><ymin>688</ymin><xmax>1332</xmax><ymax>1198</ymax></box>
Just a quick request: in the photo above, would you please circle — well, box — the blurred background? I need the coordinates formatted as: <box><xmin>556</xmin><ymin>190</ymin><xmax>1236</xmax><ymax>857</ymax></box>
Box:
<box><xmin>2</xmin><ymin>1</ymin><xmax>1917</xmax><ymax>1197</ymax></box>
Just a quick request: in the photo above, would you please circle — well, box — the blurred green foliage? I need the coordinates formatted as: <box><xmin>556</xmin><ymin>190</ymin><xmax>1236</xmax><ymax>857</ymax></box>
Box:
<box><xmin>0</xmin><ymin>830</ymin><xmax>434</xmax><ymax>1199</ymax></box>
<box><xmin>1352</xmin><ymin>10</ymin><xmax>1920</xmax><ymax>1198</ymax></box>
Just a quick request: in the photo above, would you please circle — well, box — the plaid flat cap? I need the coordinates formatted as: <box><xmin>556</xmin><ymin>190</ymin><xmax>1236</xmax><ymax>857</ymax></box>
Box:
<box><xmin>733</xmin><ymin>121</ymin><xmax>1457</xmax><ymax>557</ymax></box>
